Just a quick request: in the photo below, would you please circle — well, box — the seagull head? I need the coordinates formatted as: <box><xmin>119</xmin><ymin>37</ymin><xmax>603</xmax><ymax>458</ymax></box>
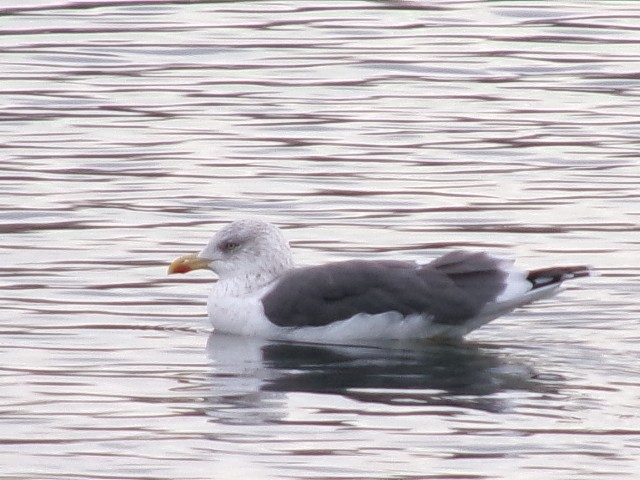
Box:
<box><xmin>168</xmin><ymin>219</ymin><xmax>294</xmax><ymax>284</ymax></box>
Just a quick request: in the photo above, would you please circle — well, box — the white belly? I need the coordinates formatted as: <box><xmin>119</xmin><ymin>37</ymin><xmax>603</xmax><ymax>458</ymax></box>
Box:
<box><xmin>207</xmin><ymin>291</ymin><xmax>459</xmax><ymax>344</ymax></box>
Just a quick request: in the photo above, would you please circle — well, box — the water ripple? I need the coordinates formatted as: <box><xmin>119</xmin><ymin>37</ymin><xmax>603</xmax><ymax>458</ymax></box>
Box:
<box><xmin>1</xmin><ymin>1</ymin><xmax>639</xmax><ymax>479</ymax></box>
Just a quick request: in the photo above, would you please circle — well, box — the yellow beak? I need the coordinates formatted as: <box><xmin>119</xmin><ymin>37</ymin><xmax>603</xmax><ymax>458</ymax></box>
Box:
<box><xmin>167</xmin><ymin>254</ymin><xmax>210</xmax><ymax>274</ymax></box>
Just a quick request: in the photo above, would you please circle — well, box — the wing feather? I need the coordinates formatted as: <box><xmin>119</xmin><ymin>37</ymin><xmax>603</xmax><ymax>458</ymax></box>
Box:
<box><xmin>262</xmin><ymin>253</ymin><xmax>509</xmax><ymax>328</ymax></box>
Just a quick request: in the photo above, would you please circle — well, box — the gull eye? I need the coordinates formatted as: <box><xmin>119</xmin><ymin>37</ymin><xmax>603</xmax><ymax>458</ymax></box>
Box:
<box><xmin>220</xmin><ymin>241</ymin><xmax>240</xmax><ymax>252</ymax></box>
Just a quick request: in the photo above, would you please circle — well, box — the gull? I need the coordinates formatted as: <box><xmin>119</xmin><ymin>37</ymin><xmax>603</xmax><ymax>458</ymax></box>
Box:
<box><xmin>168</xmin><ymin>219</ymin><xmax>590</xmax><ymax>343</ymax></box>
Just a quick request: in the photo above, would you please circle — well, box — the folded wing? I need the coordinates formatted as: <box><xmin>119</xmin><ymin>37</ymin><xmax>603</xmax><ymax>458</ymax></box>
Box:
<box><xmin>261</xmin><ymin>251</ymin><xmax>512</xmax><ymax>328</ymax></box>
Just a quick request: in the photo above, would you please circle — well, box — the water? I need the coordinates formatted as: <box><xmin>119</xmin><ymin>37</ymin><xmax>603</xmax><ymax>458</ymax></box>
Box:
<box><xmin>1</xmin><ymin>0</ymin><xmax>640</xmax><ymax>478</ymax></box>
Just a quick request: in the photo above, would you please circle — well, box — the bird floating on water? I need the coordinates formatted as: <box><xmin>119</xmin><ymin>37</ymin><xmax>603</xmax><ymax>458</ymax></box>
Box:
<box><xmin>168</xmin><ymin>219</ymin><xmax>590</xmax><ymax>343</ymax></box>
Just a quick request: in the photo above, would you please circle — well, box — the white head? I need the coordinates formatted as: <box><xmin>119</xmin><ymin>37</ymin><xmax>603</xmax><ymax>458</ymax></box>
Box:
<box><xmin>168</xmin><ymin>219</ymin><xmax>294</xmax><ymax>291</ymax></box>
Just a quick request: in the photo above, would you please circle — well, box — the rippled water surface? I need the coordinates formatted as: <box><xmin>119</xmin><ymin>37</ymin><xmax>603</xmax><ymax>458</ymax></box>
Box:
<box><xmin>2</xmin><ymin>1</ymin><xmax>640</xmax><ymax>478</ymax></box>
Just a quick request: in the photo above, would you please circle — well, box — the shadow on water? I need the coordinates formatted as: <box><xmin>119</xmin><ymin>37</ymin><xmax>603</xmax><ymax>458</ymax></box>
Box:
<box><xmin>205</xmin><ymin>333</ymin><xmax>559</xmax><ymax>419</ymax></box>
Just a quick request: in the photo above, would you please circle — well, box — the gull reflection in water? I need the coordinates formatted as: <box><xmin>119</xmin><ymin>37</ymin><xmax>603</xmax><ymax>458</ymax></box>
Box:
<box><xmin>203</xmin><ymin>333</ymin><xmax>560</xmax><ymax>424</ymax></box>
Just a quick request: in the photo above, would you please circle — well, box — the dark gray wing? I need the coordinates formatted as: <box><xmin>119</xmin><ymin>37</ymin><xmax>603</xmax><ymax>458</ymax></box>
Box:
<box><xmin>261</xmin><ymin>251</ymin><xmax>509</xmax><ymax>328</ymax></box>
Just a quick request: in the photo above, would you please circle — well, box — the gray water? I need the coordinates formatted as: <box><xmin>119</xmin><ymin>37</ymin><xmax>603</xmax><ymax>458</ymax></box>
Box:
<box><xmin>2</xmin><ymin>1</ymin><xmax>640</xmax><ymax>479</ymax></box>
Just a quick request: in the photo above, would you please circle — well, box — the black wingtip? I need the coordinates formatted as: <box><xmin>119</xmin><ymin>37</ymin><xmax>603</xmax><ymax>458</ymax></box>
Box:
<box><xmin>527</xmin><ymin>265</ymin><xmax>592</xmax><ymax>289</ymax></box>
